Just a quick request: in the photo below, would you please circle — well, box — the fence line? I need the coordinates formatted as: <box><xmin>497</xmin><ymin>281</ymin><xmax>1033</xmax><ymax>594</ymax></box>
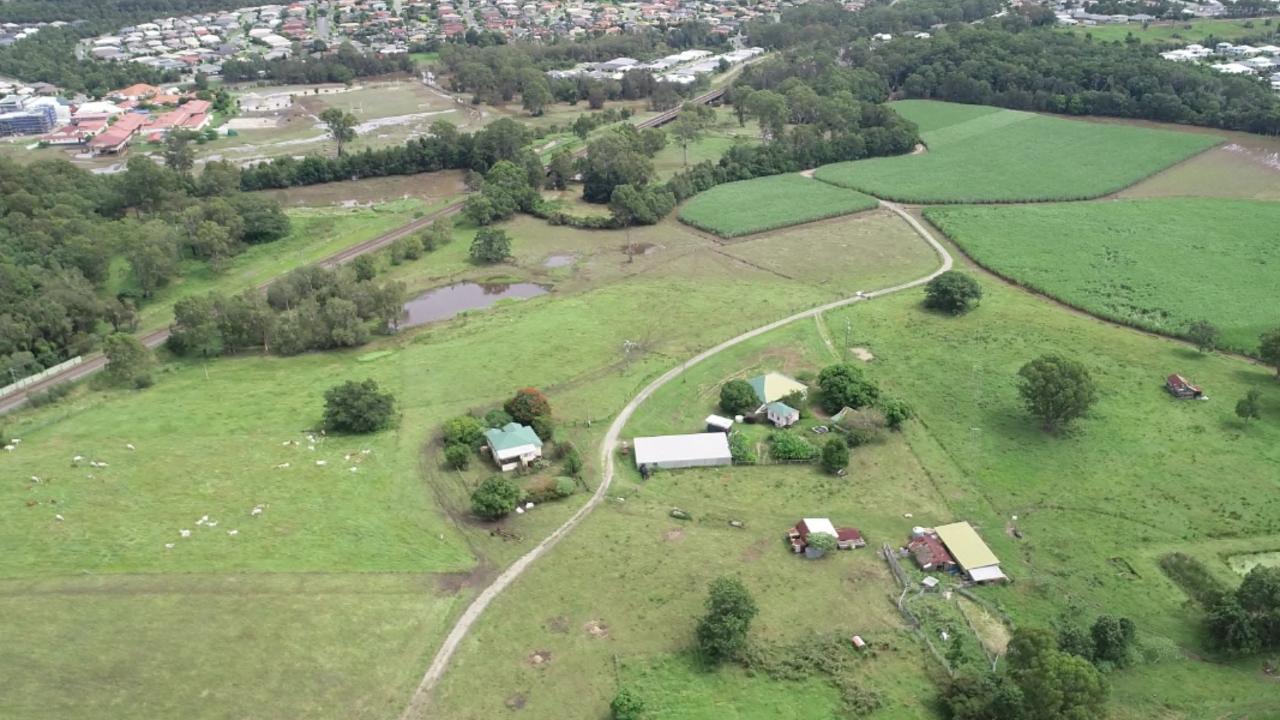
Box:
<box><xmin>0</xmin><ymin>356</ymin><xmax>83</xmax><ymax>399</ymax></box>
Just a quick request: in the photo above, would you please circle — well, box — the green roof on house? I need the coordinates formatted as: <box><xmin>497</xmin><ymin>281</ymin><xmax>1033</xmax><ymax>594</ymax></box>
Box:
<box><xmin>484</xmin><ymin>422</ymin><xmax>543</xmax><ymax>452</ymax></box>
<box><xmin>766</xmin><ymin>401</ymin><xmax>797</xmax><ymax>416</ymax></box>
<box><xmin>747</xmin><ymin>372</ymin><xmax>807</xmax><ymax>404</ymax></box>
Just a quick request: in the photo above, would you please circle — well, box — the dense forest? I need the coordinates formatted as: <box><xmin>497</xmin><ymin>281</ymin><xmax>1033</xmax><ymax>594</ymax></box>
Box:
<box><xmin>871</xmin><ymin>24</ymin><xmax>1280</xmax><ymax>134</ymax></box>
<box><xmin>0</xmin><ymin>157</ymin><xmax>290</xmax><ymax>383</ymax></box>
<box><xmin>747</xmin><ymin>2</ymin><xmax>1280</xmax><ymax>135</ymax></box>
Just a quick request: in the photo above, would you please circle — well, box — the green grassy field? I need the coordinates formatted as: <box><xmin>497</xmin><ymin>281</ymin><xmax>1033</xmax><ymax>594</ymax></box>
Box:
<box><xmin>429</xmin><ymin>240</ymin><xmax>1280</xmax><ymax>719</ymax></box>
<box><xmin>678</xmin><ymin>174</ymin><xmax>880</xmax><ymax>237</ymax></box>
<box><xmin>814</xmin><ymin>101</ymin><xmax>1220</xmax><ymax>203</ymax></box>
<box><xmin>924</xmin><ymin>199</ymin><xmax>1280</xmax><ymax>353</ymax></box>
<box><xmin>1</xmin><ymin>205</ymin><xmax>940</xmax><ymax>718</ymax></box>
<box><xmin>1061</xmin><ymin>16</ymin><xmax>1280</xmax><ymax>45</ymax></box>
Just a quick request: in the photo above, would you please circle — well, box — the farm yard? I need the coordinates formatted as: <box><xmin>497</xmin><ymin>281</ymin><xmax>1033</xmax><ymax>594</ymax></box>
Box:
<box><xmin>677</xmin><ymin>174</ymin><xmax>879</xmax><ymax>238</ymax></box>
<box><xmin>813</xmin><ymin>101</ymin><xmax>1220</xmax><ymax>203</ymax></box>
<box><xmin>925</xmin><ymin>199</ymin><xmax>1280</xmax><ymax>353</ymax></box>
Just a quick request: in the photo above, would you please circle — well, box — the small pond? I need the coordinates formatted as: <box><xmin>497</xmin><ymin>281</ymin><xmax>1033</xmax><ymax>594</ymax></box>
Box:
<box><xmin>399</xmin><ymin>282</ymin><xmax>549</xmax><ymax>328</ymax></box>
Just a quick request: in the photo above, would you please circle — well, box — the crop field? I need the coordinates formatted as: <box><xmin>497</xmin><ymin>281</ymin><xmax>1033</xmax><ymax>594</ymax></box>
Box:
<box><xmin>1118</xmin><ymin>132</ymin><xmax>1280</xmax><ymax>201</ymax></box>
<box><xmin>678</xmin><ymin>174</ymin><xmax>879</xmax><ymax>237</ymax></box>
<box><xmin>924</xmin><ymin>199</ymin><xmax>1280</xmax><ymax>352</ymax></box>
<box><xmin>813</xmin><ymin>101</ymin><xmax>1220</xmax><ymax>203</ymax></box>
<box><xmin>1060</xmin><ymin>16</ymin><xmax>1280</xmax><ymax>45</ymax></box>
<box><xmin>1</xmin><ymin>205</ymin><xmax>940</xmax><ymax>718</ymax></box>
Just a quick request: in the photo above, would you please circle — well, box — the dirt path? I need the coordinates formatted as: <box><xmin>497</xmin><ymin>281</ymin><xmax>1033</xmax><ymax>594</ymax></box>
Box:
<box><xmin>396</xmin><ymin>200</ymin><xmax>951</xmax><ymax>718</ymax></box>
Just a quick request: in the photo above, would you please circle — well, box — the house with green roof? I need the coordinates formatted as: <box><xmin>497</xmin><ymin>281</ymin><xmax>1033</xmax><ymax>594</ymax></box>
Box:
<box><xmin>483</xmin><ymin>422</ymin><xmax>543</xmax><ymax>472</ymax></box>
<box><xmin>766</xmin><ymin>401</ymin><xmax>800</xmax><ymax>428</ymax></box>
<box><xmin>747</xmin><ymin>372</ymin><xmax>807</xmax><ymax>409</ymax></box>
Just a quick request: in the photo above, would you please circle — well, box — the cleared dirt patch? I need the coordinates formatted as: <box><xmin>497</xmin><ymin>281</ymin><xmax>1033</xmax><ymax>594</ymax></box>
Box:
<box><xmin>527</xmin><ymin>650</ymin><xmax>552</xmax><ymax>667</ymax></box>
<box><xmin>584</xmin><ymin>620</ymin><xmax>609</xmax><ymax>639</ymax></box>
<box><xmin>663</xmin><ymin>527</ymin><xmax>686</xmax><ymax>543</ymax></box>
<box><xmin>850</xmin><ymin>347</ymin><xmax>875</xmax><ymax>362</ymax></box>
<box><xmin>544</xmin><ymin>616</ymin><xmax>570</xmax><ymax>634</ymax></box>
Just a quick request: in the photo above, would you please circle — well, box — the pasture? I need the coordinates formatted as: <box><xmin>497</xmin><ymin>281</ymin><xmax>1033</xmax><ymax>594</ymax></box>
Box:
<box><xmin>677</xmin><ymin>174</ymin><xmax>879</xmax><ymax>237</ymax></box>
<box><xmin>1061</xmin><ymin>16</ymin><xmax>1280</xmax><ymax>45</ymax></box>
<box><xmin>0</xmin><ymin>204</ymin><xmax>941</xmax><ymax>718</ymax></box>
<box><xmin>430</xmin><ymin>244</ymin><xmax>1280</xmax><ymax>720</ymax></box>
<box><xmin>814</xmin><ymin>101</ymin><xmax>1219</xmax><ymax>203</ymax></box>
<box><xmin>924</xmin><ymin>199</ymin><xmax>1280</xmax><ymax>352</ymax></box>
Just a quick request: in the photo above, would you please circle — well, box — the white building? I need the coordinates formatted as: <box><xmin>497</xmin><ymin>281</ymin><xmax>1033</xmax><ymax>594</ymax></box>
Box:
<box><xmin>634</xmin><ymin>433</ymin><xmax>732</xmax><ymax>470</ymax></box>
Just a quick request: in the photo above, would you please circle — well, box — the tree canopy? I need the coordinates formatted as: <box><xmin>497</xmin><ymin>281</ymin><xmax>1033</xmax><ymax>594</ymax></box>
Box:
<box><xmin>1016</xmin><ymin>355</ymin><xmax>1098</xmax><ymax>432</ymax></box>
<box><xmin>322</xmin><ymin>379</ymin><xmax>396</xmax><ymax>434</ymax></box>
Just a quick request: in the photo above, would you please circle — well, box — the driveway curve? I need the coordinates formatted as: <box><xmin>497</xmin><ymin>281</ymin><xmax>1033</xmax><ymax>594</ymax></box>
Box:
<box><xmin>398</xmin><ymin>201</ymin><xmax>952</xmax><ymax>718</ymax></box>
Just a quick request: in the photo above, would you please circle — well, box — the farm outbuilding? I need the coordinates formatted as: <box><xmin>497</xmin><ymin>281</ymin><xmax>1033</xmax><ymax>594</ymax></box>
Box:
<box><xmin>907</xmin><ymin>529</ymin><xmax>955</xmax><ymax>571</ymax></box>
<box><xmin>634</xmin><ymin>433</ymin><xmax>732</xmax><ymax>470</ymax></box>
<box><xmin>934</xmin><ymin>521</ymin><xmax>1007</xmax><ymax>583</ymax></box>
<box><xmin>705</xmin><ymin>414</ymin><xmax>734</xmax><ymax>433</ymax></box>
<box><xmin>747</xmin><ymin>372</ymin><xmax>807</xmax><ymax>406</ymax></box>
<box><xmin>786</xmin><ymin>518</ymin><xmax>865</xmax><ymax>554</ymax></box>
<box><xmin>1166</xmin><ymin>374</ymin><xmax>1203</xmax><ymax>399</ymax></box>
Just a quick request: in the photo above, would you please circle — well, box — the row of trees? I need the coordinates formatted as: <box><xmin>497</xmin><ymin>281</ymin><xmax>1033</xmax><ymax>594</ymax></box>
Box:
<box><xmin>168</xmin><ymin>264</ymin><xmax>406</xmax><ymax>358</ymax></box>
<box><xmin>0</xmin><ymin>155</ymin><xmax>290</xmax><ymax>384</ymax></box>
<box><xmin>221</xmin><ymin>43</ymin><xmax>415</xmax><ymax>84</ymax></box>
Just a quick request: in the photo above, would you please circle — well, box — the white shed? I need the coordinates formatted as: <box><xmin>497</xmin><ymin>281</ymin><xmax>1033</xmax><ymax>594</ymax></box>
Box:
<box><xmin>634</xmin><ymin>433</ymin><xmax>732</xmax><ymax>470</ymax></box>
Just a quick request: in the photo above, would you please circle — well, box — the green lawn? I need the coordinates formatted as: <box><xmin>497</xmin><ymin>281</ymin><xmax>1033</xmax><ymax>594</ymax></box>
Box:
<box><xmin>1060</xmin><ymin>16</ymin><xmax>1280</xmax><ymax>45</ymax></box>
<box><xmin>678</xmin><ymin>174</ymin><xmax>880</xmax><ymax>237</ymax></box>
<box><xmin>924</xmin><ymin>199</ymin><xmax>1280</xmax><ymax>353</ymax></box>
<box><xmin>814</xmin><ymin>101</ymin><xmax>1220</xmax><ymax>203</ymax></box>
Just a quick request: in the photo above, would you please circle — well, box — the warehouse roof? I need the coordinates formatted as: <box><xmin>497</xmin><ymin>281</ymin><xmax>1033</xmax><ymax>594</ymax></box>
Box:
<box><xmin>634</xmin><ymin>433</ymin><xmax>731</xmax><ymax>466</ymax></box>
<box><xmin>935</xmin><ymin>521</ymin><xmax>1000</xmax><ymax>571</ymax></box>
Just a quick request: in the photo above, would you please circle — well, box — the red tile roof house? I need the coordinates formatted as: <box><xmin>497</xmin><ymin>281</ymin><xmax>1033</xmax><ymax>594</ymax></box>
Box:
<box><xmin>906</xmin><ymin>529</ymin><xmax>956</xmax><ymax>572</ymax></box>
<box><xmin>87</xmin><ymin>113</ymin><xmax>148</xmax><ymax>154</ymax></box>
<box><xmin>786</xmin><ymin>518</ymin><xmax>865</xmax><ymax>554</ymax></box>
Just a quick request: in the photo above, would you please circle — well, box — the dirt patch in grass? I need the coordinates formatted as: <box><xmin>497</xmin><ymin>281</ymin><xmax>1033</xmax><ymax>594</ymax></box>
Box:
<box><xmin>850</xmin><ymin>347</ymin><xmax>875</xmax><ymax>362</ymax></box>
<box><xmin>527</xmin><ymin>650</ymin><xmax>552</xmax><ymax>667</ymax></box>
<box><xmin>436</xmin><ymin>565</ymin><xmax>495</xmax><ymax>596</ymax></box>
<box><xmin>544</xmin><ymin>616</ymin><xmax>570</xmax><ymax>634</ymax></box>
<box><xmin>584</xmin><ymin>620</ymin><xmax>610</xmax><ymax>639</ymax></box>
<box><xmin>505</xmin><ymin>692</ymin><xmax>528</xmax><ymax>710</ymax></box>
<box><xmin>663</xmin><ymin>527</ymin><xmax>686</xmax><ymax>543</ymax></box>
<box><xmin>741</xmin><ymin>537</ymin><xmax>771</xmax><ymax>563</ymax></box>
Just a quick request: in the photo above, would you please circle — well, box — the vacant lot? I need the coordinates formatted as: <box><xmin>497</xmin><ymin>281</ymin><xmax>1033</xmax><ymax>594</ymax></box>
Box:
<box><xmin>925</xmin><ymin>199</ymin><xmax>1280</xmax><ymax>352</ymax></box>
<box><xmin>814</xmin><ymin>101</ymin><xmax>1219</xmax><ymax>203</ymax></box>
<box><xmin>679</xmin><ymin>174</ymin><xmax>879</xmax><ymax>237</ymax></box>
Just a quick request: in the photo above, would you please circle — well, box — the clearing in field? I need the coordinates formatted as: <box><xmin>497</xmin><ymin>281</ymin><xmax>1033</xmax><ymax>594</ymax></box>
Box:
<box><xmin>1059</xmin><ymin>16</ymin><xmax>1280</xmax><ymax>45</ymax></box>
<box><xmin>677</xmin><ymin>173</ymin><xmax>879</xmax><ymax>237</ymax></box>
<box><xmin>814</xmin><ymin>100</ymin><xmax>1220</xmax><ymax>203</ymax></box>
<box><xmin>924</xmin><ymin>198</ymin><xmax>1280</xmax><ymax>353</ymax></box>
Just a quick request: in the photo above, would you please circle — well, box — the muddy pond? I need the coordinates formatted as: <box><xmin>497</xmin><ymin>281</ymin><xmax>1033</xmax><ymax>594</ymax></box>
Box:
<box><xmin>398</xmin><ymin>281</ymin><xmax>549</xmax><ymax>328</ymax></box>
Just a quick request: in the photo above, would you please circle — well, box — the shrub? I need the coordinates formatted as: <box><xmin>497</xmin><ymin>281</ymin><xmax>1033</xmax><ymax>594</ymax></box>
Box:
<box><xmin>728</xmin><ymin>432</ymin><xmax>756</xmax><ymax>464</ymax></box>
<box><xmin>820</xmin><ymin>437</ymin><xmax>849</xmax><ymax>474</ymax></box>
<box><xmin>879</xmin><ymin>398</ymin><xmax>913</xmax><ymax>431</ymax></box>
<box><xmin>695</xmin><ymin>576</ymin><xmax>758</xmax><ymax>663</ymax></box>
<box><xmin>444</xmin><ymin>444</ymin><xmax>472</xmax><ymax>470</ymax></box>
<box><xmin>505</xmin><ymin>387</ymin><xmax>551</xmax><ymax>424</ymax></box>
<box><xmin>769</xmin><ymin>432</ymin><xmax>818</xmax><ymax>461</ymax></box>
<box><xmin>442</xmin><ymin>415</ymin><xmax>486</xmax><ymax>447</ymax></box>
<box><xmin>924</xmin><ymin>271</ymin><xmax>983</xmax><ymax>314</ymax></box>
<box><xmin>806</xmin><ymin>532</ymin><xmax>838</xmax><ymax>554</ymax></box>
<box><xmin>471</xmin><ymin>475</ymin><xmax>522</xmax><ymax>519</ymax></box>
<box><xmin>553</xmin><ymin>476</ymin><xmax>577</xmax><ymax>498</ymax></box>
<box><xmin>817</xmin><ymin>363</ymin><xmax>880</xmax><ymax>413</ymax></box>
<box><xmin>322</xmin><ymin>379</ymin><xmax>395</xmax><ymax>433</ymax></box>
<box><xmin>610</xmin><ymin>688</ymin><xmax>645</xmax><ymax>720</ymax></box>
<box><xmin>1157</xmin><ymin>553</ymin><xmax>1226</xmax><ymax>607</ymax></box>
<box><xmin>26</xmin><ymin>383</ymin><xmax>72</xmax><ymax>408</ymax></box>
<box><xmin>562</xmin><ymin>445</ymin><xmax>584</xmax><ymax>477</ymax></box>
<box><xmin>719</xmin><ymin>379</ymin><xmax>758</xmax><ymax>415</ymax></box>
<box><xmin>483</xmin><ymin>408</ymin><xmax>513</xmax><ymax>428</ymax></box>
<box><xmin>530</xmin><ymin>414</ymin><xmax>555</xmax><ymax>441</ymax></box>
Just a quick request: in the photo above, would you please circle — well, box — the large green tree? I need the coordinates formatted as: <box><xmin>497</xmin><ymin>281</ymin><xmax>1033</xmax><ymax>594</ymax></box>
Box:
<box><xmin>471</xmin><ymin>475</ymin><xmax>522</xmax><ymax>519</ymax></box>
<box><xmin>924</xmin><ymin>271</ymin><xmax>983</xmax><ymax>315</ymax></box>
<box><xmin>322</xmin><ymin>379</ymin><xmax>395</xmax><ymax>433</ymax></box>
<box><xmin>695</xmin><ymin>575</ymin><xmax>758</xmax><ymax>663</ymax></box>
<box><xmin>817</xmin><ymin>362</ymin><xmax>879</xmax><ymax>413</ymax></box>
<box><xmin>319</xmin><ymin>107</ymin><xmax>359</xmax><ymax>157</ymax></box>
<box><xmin>470</xmin><ymin>227</ymin><xmax>512</xmax><ymax>264</ymax></box>
<box><xmin>102</xmin><ymin>333</ymin><xmax>152</xmax><ymax>387</ymax></box>
<box><xmin>719</xmin><ymin>379</ymin><xmax>757</xmax><ymax>415</ymax></box>
<box><xmin>1016</xmin><ymin>355</ymin><xmax>1097</xmax><ymax>432</ymax></box>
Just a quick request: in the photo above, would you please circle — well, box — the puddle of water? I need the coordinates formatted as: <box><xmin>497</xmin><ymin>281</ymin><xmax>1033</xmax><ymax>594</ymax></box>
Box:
<box><xmin>543</xmin><ymin>254</ymin><xmax>577</xmax><ymax>268</ymax></box>
<box><xmin>399</xmin><ymin>282</ymin><xmax>548</xmax><ymax>328</ymax></box>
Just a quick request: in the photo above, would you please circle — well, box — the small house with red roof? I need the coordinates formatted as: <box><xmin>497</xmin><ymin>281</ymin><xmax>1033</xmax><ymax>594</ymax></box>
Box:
<box><xmin>906</xmin><ymin>528</ymin><xmax>955</xmax><ymax>572</ymax></box>
<box><xmin>1166</xmin><ymin>374</ymin><xmax>1203</xmax><ymax>399</ymax></box>
<box><xmin>786</xmin><ymin>518</ymin><xmax>866</xmax><ymax>555</ymax></box>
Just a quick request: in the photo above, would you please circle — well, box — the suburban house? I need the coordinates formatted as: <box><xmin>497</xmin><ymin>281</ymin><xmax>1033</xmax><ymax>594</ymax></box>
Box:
<box><xmin>934</xmin><ymin>521</ymin><xmax>1007</xmax><ymax>583</ymax></box>
<box><xmin>1166</xmin><ymin>374</ymin><xmax>1203</xmax><ymax>399</ymax></box>
<box><xmin>483</xmin><ymin>422</ymin><xmax>543</xmax><ymax>472</ymax></box>
<box><xmin>747</xmin><ymin>371</ymin><xmax>807</xmax><ymax>408</ymax></box>
<box><xmin>633</xmin><ymin>432</ymin><xmax>731</xmax><ymax>471</ymax></box>
<box><xmin>766</xmin><ymin>401</ymin><xmax>800</xmax><ymax>428</ymax></box>
<box><xmin>786</xmin><ymin>517</ymin><xmax>865</xmax><ymax>555</ymax></box>
<box><xmin>906</xmin><ymin>528</ymin><xmax>956</xmax><ymax>572</ymax></box>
